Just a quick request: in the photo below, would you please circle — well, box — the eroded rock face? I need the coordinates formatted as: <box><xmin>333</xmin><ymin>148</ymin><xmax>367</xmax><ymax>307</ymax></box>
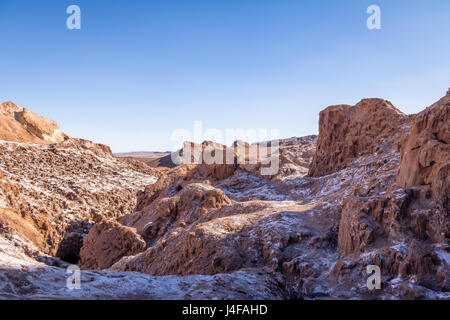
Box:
<box><xmin>111</xmin><ymin>198</ymin><xmax>338</xmax><ymax>277</ymax></box>
<box><xmin>79</xmin><ymin>220</ymin><xmax>146</xmax><ymax>269</ymax></box>
<box><xmin>0</xmin><ymin>137</ymin><xmax>158</xmax><ymax>257</ymax></box>
<box><xmin>0</xmin><ymin>102</ymin><xmax>68</xmax><ymax>144</ymax></box>
<box><xmin>0</xmin><ymin>208</ymin><xmax>49</xmax><ymax>254</ymax></box>
<box><xmin>308</xmin><ymin>99</ymin><xmax>407</xmax><ymax>177</ymax></box>
<box><xmin>0</xmin><ymin>101</ymin><xmax>21</xmax><ymax>116</ymax></box>
<box><xmin>1</xmin><ymin>94</ymin><xmax>449</xmax><ymax>300</ymax></box>
<box><xmin>397</xmin><ymin>90</ymin><xmax>449</xmax><ymax>209</ymax></box>
<box><xmin>163</xmin><ymin>136</ymin><xmax>317</xmax><ymax>181</ymax></box>
<box><xmin>121</xmin><ymin>183</ymin><xmax>233</xmax><ymax>245</ymax></box>
<box><xmin>329</xmin><ymin>91</ymin><xmax>450</xmax><ymax>298</ymax></box>
<box><xmin>397</xmin><ymin>241</ymin><xmax>447</xmax><ymax>290</ymax></box>
<box><xmin>86</xmin><ymin>93</ymin><xmax>448</xmax><ymax>299</ymax></box>
<box><xmin>169</xmin><ymin>141</ymin><xmax>238</xmax><ymax>180</ymax></box>
<box><xmin>240</xmin><ymin>136</ymin><xmax>317</xmax><ymax>181</ymax></box>
<box><xmin>15</xmin><ymin>108</ymin><xmax>66</xmax><ymax>143</ymax></box>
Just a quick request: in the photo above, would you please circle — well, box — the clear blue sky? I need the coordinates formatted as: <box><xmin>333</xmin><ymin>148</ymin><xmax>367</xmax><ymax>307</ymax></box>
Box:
<box><xmin>0</xmin><ymin>0</ymin><xmax>449</xmax><ymax>152</ymax></box>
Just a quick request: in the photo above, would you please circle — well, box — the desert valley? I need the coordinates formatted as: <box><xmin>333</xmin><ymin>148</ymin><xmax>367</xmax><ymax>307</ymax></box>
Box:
<box><xmin>0</xmin><ymin>90</ymin><xmax>448</xmax><ymax>300</ymax></box>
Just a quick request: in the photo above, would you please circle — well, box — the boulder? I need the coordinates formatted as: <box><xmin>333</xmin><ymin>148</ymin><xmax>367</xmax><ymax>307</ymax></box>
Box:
<box><xmin>79</xmin><ymin>220</ymin><xmax>146</xmax><ymax>269</ymax></box>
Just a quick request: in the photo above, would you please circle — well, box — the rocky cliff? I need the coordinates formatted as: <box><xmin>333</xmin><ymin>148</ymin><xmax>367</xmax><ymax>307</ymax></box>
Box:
<box><xmin>308</xmin><ymin>99</ymin><xmax>407</xmax><ymax>177</ymax></box>
<box><xmin>0</xmin><ymin>92</ymin><xmax>449</xmax><ymax>300</ymax></box>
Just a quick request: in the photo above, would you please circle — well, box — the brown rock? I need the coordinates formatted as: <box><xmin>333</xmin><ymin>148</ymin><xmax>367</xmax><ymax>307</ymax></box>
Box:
<box><xmin>309</xmin><ymin>99</ymin><xmax>407</xmax><ymax>177</ymax></box>
<box><xmin>338</xmin><ymin>203</ymin><xmax>377</xmax><ymax>255</ymax></box>
<box><xmin>79</xmin><ymin>220</ymin><xmax>146</xmax><ymax>269</ymax></box>
<box><xmin>15</xmin><ymin>108</ymin><xmax>65</xmax><ymax>143</ymax></box>
<box><xmin>398</xmin><ymin>241</ymin><xmax>444</xmax><ymax>290</ymax></box>
<box><xmin>0</xmin><ymin>102</ymin><xmax>68</xmax><ymax>144</ymax></box>
<box><xmin>1</xmin><ymin>92</ymin><xmax>449</xmax><ymax>300</ymax></box>
<box><xmin>397</xmin><ymin>89</ymin><xmax>449</xmax><ymax>209</ymax></box>
<box><xmin>337</xmin><ymin>188</ymin><xmax>411</xmax><ymax>255</ymax></box>
<box><xmin>121</xmin><ymin>183</ymin><xmax>233</xmax><ymax>244</ymax></box>
<box><xmin>0</xmin><ymin>208</ymin><xmax>50</xmax><ymax>253</ymax></box>
<box><xmin>0</xmin><ymin>136</ymin><xmax>158</xmax><ymax>257</ymax></box>
<box><xmin>174</xmin><ymin>141</ymin><xmax>238</xmax><ymax>179</ymax></box>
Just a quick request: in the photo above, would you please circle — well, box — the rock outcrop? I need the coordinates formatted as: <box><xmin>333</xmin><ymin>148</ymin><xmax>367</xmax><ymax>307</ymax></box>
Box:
<box><xmin>165</xmin><ymin>136</ymin><xmax>316</xmax><ymax>181</ymax></box>
<box><xmin>79</xmin><ymin>219</ymin><xmax>146</xmax><ymax>269</ymax></box>
<box><xmin>1</xmin><ymin>93</ymin><xmax>449</xmax><ymax>300</ymax></box>
<box><xmin>329</xmin><ymin>90</ymin><xmax>450</xmax><ymax>297</ymax></box>
<box><xmin>120</xmin><ymin>183</ymin><xmax>233</xmax><ymax>245</ymax></box>
<box><xmin>0</xmin><ymin>116</ymin><xmax>159</xmax><ymax>260</ymax></box>
<box><xmin>397</xmin><ymin>89</ymin><xmax>449</xmax><ymax>209</ymax></box>
<box><xmin>77</xmin><ymin>92</ymin><xmax>449</xmax><ymax>299</ymax></box>
<box><xmin>0</xmin><ymin>208</ymin><xmax>49</xmax><ymax>254</ymax></box>
<box><xmin>308</xmin><ymin>99</ymin><xmax>407</xmax><ymax>177</ymax></box>
<box><xmin>0</xmin><ymin>102</ymin><xmax>68</xmax><ymax>144</ymax></box>
<box><xmin>241</xmin><ymin>135</ymin><xmax>317</xmax><ymax>181</ymax></box>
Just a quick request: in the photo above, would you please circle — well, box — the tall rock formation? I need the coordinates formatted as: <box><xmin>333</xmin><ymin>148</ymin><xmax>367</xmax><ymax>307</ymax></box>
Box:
<box><xmin>397</xmin><ymin>89</ymin><xmax>449</xmax><ymax>209</ymax></box>
<box><xmin>308</xmin><ymin>99</ymin><xmax>407</xmax><ymax>177</ymax></box>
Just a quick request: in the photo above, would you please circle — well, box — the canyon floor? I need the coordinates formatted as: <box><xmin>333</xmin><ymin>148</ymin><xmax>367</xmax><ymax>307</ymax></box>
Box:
<box><xmin>0</xmin><ymin>91</ymin><xmax>448</xmax><ymax>300</ymax></box>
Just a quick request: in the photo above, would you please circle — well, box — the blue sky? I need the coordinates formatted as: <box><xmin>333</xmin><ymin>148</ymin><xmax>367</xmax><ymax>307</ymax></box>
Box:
<box><xmin>0</xmin><ymin>0</ymin><xmax>449</xmax><ymax>152</ymax></box>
